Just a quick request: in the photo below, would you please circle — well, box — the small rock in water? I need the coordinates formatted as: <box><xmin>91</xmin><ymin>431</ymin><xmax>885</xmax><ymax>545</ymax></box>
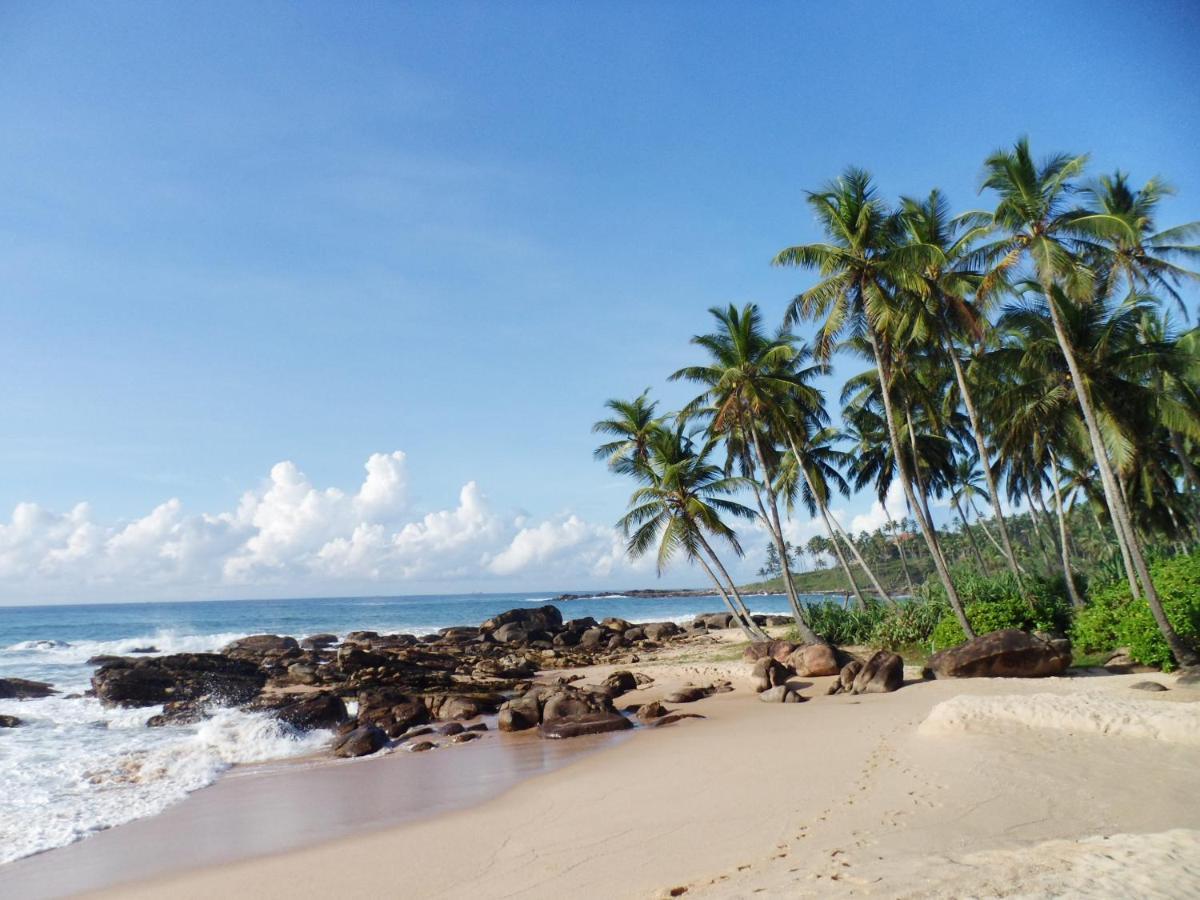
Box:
<box><xmin>332</xmin><ymin>725</ymin><xmax>387</xmax><ymax>758</ymax></box>
<box><xmin>407</xmin><ymin>740</ymin><xmax>438</xmax><ymax>752</ymax></box>
<box><xmin>465</xmin><ymin>722</ymin><xmax>488</xmax><ymax>732</ymax></box>
<box><xmin>451</xmin><ymin>731</ymin><xmax>481</xmax><ymax>743</ymax></box>
<box><xmin>0</xmin><ymin>714</ymin><xmax>22</xmax><ymax>728</ymax></box>
<box><xmin>438</xmin><ymin>722</ymin><xmax>465</xmax><ymax>736</ymax></box>
<box><xmin>0</xmin><ymin>678</ymin><xmax>58</xmax><ymax>700</ymax></box>
<box><xmin>128</xmin><ymin>646</ymin><xmax>158</xmax><ymax>654</ymax></box>
<box><xmin>1130</xmin><ymin>681</ymin><xmax>1169</xmax><ymax>692</ymax></box>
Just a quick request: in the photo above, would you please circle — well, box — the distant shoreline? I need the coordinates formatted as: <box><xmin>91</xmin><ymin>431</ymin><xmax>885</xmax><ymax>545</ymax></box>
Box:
<box><xmin>550</xmin><ymin>587</ymin><xmax>855</xmax><ymax>601</ymax></box>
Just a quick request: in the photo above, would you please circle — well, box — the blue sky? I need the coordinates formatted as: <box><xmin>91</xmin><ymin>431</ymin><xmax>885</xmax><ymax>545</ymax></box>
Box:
<box><xmin>2</xmin><ymin>1</ymin><xmax>1198</xmax><ymax>602</ymax></box>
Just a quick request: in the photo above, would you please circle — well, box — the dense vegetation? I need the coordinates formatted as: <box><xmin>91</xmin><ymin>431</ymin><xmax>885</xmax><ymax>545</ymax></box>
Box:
<box><xmin>594</xmin><ymin>137</ymin><xmax>1200</xmax><ymax>669</ymax></box>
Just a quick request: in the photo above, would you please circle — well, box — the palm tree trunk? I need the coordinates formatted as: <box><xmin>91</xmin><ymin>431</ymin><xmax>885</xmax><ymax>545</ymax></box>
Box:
<box><xmin>969</xmin><ymin>495</ymin><xmax>1010</xmax><ymax>558</ymax></box>
<box><xmin>783</xmin><ymin>432</ymin><xmax>896</xmax><ymax>607</ymax></box>
<box><xmin>867</xmin><ymin>327</ymin><xmax>974</xmax><ymax>638</ymax></box>
<box><xmin>1049</xmin><ymin>452</ymin><xmax>1084</xmax><ymax>608</ymax></box>
<box><xmin>952</xmin><ymin>496</ymin><xmax>989</xmax><ymax>571</ymax></box>
<box><xmin>1025</xmin><ymin>487</ymin><xmax>1057</xmax><ymax>572</ymax></box>
<box><xmin>884</xmin><ymin>507</ymin><xmax>916</xmax><ymax>594</ymax></box>
<box><xmin>747</xmin><ymin>426</ymin><xmax>818</xmax><ymax>641</ymax></box>
<box><xmin>693</xmin><ymin>552</ymin><xmax>762</xmax><ymax>642</ymax></box>
<box><xmin>948</xmin><ymin>348</ymin><xmax>1027</xmax><ymax>585</ymax></box>
<box><xmin>1041</xmin><ymin>287</ymin><xmax>1198</xmax><ymax>667</ymax></box>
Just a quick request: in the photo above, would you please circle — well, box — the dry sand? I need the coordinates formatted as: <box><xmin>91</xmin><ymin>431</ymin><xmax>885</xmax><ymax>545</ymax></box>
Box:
<box><xmin>13</xmin><ymin>637</ymin><xmax>1200</xmax><ymax>899</ymax></box>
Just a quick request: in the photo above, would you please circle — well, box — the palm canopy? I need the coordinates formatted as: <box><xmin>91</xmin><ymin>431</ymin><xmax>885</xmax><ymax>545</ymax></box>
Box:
<box><xmin>592</xmin><ymin>389</ymin><xmax>662</xmax><ymax>476</ymax></box>
<box><xmin>617</xmin><ymin>424</ymin><xmax>756</xmax><ymax>575</ymax></box>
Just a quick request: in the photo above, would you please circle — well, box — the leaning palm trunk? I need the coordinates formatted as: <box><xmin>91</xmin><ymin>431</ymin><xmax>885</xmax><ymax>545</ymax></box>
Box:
<box><xmin>1025</xmin><ymin>488</ymin><xmax>1058</xmax><ymax>572</ymax></box>
<box><xmin>747</xmin><ymin>428</ymin><xmax>822</xmax><ymax>643</ymax></box>
<box><xmin>1042</xmin><ymin>287</ymin><xmax>1198</xmax><ymax>667</ymax></box>
<box><xmin>693</xmin><ymin>552</ymin><xmax>762</xmax><ymax>642</ymax></box>
<box><xmin>783</xmin><ymin>432</ymin><xmax>895</xmax><ymax>607</ymax></box>
<box><xmin>948</xmin><ymin>349</ymin><xmax>1027</xmax><ymax>587</ymax></box>
<box><xmin>868</xmin><ymin>328</ymin><xmax>975</xmax><ymax>638</ymax></box>
<box><xmin>884</xmin><ymin>507</ymin><xmax>916</xmax><ymax>595</ymax></box>
<box><xmin>952</xmin><ymin>496</ymin><xmax>989</xmax><ymax>571</ymax></box>
<box><xmin>1048</xmin><ymin>453</ymin><xmax>1084</xmax><ymax>608</ymax></box>
<box><xmin>819</xmin><ymin>506</ymin><xmax>868</xmax><ymax>609</ymax></box>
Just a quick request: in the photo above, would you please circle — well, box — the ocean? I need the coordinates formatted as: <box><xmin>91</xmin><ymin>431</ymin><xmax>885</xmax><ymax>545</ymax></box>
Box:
<box><xmin>0</xmin><ymin>590</ymin><xmax>793</xmax><ymax>865</ymax></box>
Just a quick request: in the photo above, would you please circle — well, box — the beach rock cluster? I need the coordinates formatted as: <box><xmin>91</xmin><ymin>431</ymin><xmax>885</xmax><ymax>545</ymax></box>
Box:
<box><xmin>742</xmin><ymin>638</ymin><xmax>906</xmax><ymax>699</ymax></box>
<box><xmin>827</xmin><ymin>651</ymin><xmax>904</xmax><ymax>695</ymax></box>
<box><xmin>0</xmin><ymin>677</ymin><xmax>58</xmax><ymax>700</ymax></box>
<box><xmin>80</xmin><ymin>604</ymin><xmax>705</xmax><ymax>757</ymax></box>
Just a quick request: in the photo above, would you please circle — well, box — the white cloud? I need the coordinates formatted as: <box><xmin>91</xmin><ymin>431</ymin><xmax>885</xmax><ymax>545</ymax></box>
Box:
<box><xmin>0</xmin><ymin>451</ymin><xmax>657</xmax><ymax>603</ymax></box>
<box><xmin>849</xmin><ymin>481</ymin><xmax>906</xmax><ymax>535</ymax></box>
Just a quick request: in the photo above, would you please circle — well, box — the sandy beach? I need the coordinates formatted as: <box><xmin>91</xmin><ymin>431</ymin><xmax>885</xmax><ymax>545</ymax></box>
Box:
<box><xmin>6</xmin><ymin>633</ymin><xmax>1195</xmax><ymax>899</ymax></box>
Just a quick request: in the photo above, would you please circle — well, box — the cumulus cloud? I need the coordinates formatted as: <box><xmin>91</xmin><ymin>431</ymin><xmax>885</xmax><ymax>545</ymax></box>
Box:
<box><xmin>0</xmin><ymin>451</ymin><xmax>651</xmax><ymax>603</ymax></box>
<box><xmin>849</xmin><ymin>481</ymin><xmax>907</xmax><ymax>535</ymax></box>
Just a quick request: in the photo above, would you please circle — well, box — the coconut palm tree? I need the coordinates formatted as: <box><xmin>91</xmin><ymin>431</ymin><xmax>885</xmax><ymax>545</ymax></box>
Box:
<box><xmin>592</xmin><ymin>390</ymin><xmax>663</xmax><ymax>475</ymax></box>
<box><xmin>978</xmin><ymin>137</ymin><xmax>1198</xmax><ymax>666</ymax></box>
<box><xmin>774</xmin><ymin>168</ymin><xmax>976</xmax><ymax>638</ymax></box>
<box><xmin>617</xmin><ymin>423</ymin><xmax>767</xmax><ymax>641</ymax></box>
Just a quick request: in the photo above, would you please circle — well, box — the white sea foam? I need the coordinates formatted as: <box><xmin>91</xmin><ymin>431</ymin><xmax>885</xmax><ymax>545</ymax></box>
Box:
<box><xmin>0</xmin><ymin>697</ymin><xmax>331</xmax><ymax>865</ymax></box>
<box><xmin>2</xmin><ymin>629</ymin><xmax>252</xmax><ymax>667</ymax></box>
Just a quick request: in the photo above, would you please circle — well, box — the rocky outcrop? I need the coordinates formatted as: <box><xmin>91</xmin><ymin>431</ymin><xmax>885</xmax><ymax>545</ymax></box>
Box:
<box><xmin>221</xmin><ymin>634</ymin><xmax>300</xmax><ymax>662</ymax></box>
<box><xmin>91</xmin><ymin>654</ymin><xmax>265</xmax><ymax>708</ymax></box>
<box><xmin>0</xmin><ymin>677</ymin><xmax>57</xmax><ymax>700</ymax></box>
<box><xmin>356</xmin><ymin>687</ymin><xmax>429</xmax><ymax>737</ymax></box>
<box><xmin>537</xmin><ymin>711</ymin><xmax>633</xmax><ymax>739</ymax></box>
<box><xmin>480</xmin><ymin>605</ymin><xmax>564</xmax><ymax>635</ymax></box>
<box><xmin>269</xmin><ymin>692</ymin><xmax>349</xmax><ymax>730</ymax></box>
<box><xmin>928</xmin><ymin>629</ymin><xmax>1071</xmax><ymax>679</ymax></box>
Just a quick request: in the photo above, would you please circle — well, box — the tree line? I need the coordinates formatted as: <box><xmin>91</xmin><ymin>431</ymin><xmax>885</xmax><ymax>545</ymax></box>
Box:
<box><xmin>593</xmin><ymin>137</ymin><xmax>1200</xmax><ymax>666</ymax></box>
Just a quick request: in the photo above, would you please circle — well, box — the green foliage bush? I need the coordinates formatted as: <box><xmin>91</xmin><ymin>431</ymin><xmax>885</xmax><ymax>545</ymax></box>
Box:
<box><xmin>869</xmin><ymin>599</ymin><xmax>946</xmax><ymax>650</ymax></box>
<box><xmin>801</xmin><ymin>600</ymin><xmax>887</xmax><ymax>645</ymax></box>
<box><xmin>1071</xmin><ymin>552</ymin><xmax>1200</xmax><ymax>671</ymax></box>
<box><xmin>924</xmin><ymin>571</ymin><xmax>1072</xmax><ymax>650</ymax></box>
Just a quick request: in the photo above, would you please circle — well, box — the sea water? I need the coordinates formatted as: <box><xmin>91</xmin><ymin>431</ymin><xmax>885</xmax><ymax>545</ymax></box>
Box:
<box><xmin>0</xmin><ymin>591</ymin><xmax>791</xmax><ymax>864</ymax></box>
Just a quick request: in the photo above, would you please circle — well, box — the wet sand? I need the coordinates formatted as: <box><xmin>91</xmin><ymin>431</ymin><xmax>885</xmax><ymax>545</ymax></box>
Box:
<box><xmin>0</xmin><ymin>720</ymin><xmax>628</xmax><ymax>899</ymax></box>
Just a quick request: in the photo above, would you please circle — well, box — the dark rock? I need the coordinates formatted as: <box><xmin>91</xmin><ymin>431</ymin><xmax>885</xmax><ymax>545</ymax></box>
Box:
<box><xmin>356</xmin><ymin>687</ymin><xmax>429</xmax><ymax>736</ymax></box>
<box><xmin>498</xmin><ymin>695</ymin><xmax>540</xmax><ymax>731</ymax></box>
<box><xmin>623</xmin><ymin>626</ymin><xmax>646</xmax><ymax>642</ymax></box>
<box><xmin>0</xmin><ymin>714</ymin><xmax>23</xmax><ymax>727</ymax></box>
<box><xmin>537</xmin><ymin>711</ymin><xmax>633</xmax><ymax>739</ymax></box>
<box><xmin>221</xmin><ymin>634</ymin><xmax>300</xmax><ymax>660</ymax></box>
<box><xmin>750</xmin><ymin>657</ymin><xmax>790</xmax><ymax>693</ymax></box>
<box><xmin>828</xmin><ymin>660</ymin><xmax>863</xmax><ymax>695</ymax></box>
<box><xmin>480</xmin><ymin>605</ymin><xmax>563</xmax><ymax>635</ymax></box>
<box><xmin>451</xmin><ymin>731</ymin><xmax>481</xmax><ymax>744</ymax></box>
<box><xmin>332</xmin><ymin>725</ymin><xmax>387</xmax><ymax>758</ymax></box>
<box><xmin>128</xmin><ymin>646</ymin><xmax>158</xmax><ymax>654</ymax></box>
<box><xmin>600</xmin><ymin>617</ymin><xmax>632</xmax><ymax>633</ymax></box>
<box><xmin>693</xmin><ymin>613</ymin><xmax>734</xmax><ymax>630</ymax></box>
<box><xmin>466</xmin><ymin>722</ymin><xmax>489</xmax><ymax>732</ymax></box>
<box><xmin>0</xmin><ymin>677</ymin><xmax>57</xmax><ymax>700</ymax></box>
<box><xmin>663</xmin><ymin>685</ymin><xmax>713</xmax><ymax>703</ymax></box>
<box><xmin>787</xmin><ymin>643</ymin><xmax>840</xmax><ymax>677</ymax></box>
<box><xmin>91</xmin><ymin>654</ymin><xmax>264</xmax><ymax>708</ymax></box>
<box><xmin>742</xmin><ymin>640</ymin><xmax>797</xmax><ymax>664</ymax></box>
<box><xmin>634</xmin><ymin>700</ymin><xmax>669</xmax><ymax>722</ymax></box>
<box><xmin>407</xmin><ymin>740</ymin><xmax>437</xmax><ymax>752</ymax></box>
<box><xmin>300</xmin><ymin>634</ymin><xmax>338</xmax><ymax>651</ymax></box>
<box><xmin>928</xmin><ymin>629</ymin><xmax>1071</xmax><ymax>679</ymax></box>
<box><xmin>758</xmin><ymin>685</ymin><xmax>806</xmax><ymax>703</ymax></box>
<box><xmin>580</xmin><ymin>628</ymin><xmax>608</xmax><ymax>649</ymax></box>
<box><xmin>603</xmin><ymin>670</ymin><xmax>639</xmax><ymax>694</ymax></box>
<box><xmin>563</xmin><ymin>617</ymin><xmax>599</xmax><ymax>633</ymax></box>
<box><xmin>146</xmin><ymin>700</ymin><xmax>208</xmax><ymax>726</ymax></box>
<box><xmin>850</xmin><ymin>651</ymin><xmax>903</xmax><ymax>694</ymax></box>
<box><xmin>285</xmin><ymin>662</ymin><xmax>321</xmax><ymax>685</ymax></box>
<box><xmin>271</xmin><ymin>693</ymin><xmax>348</xmax><ymax>730</ymax></box>
<box><xmin>649</xmin><ymin>713</ymin><xmax>706</xmax><ymax>727</ymax></box>
<box><xmin>1130</xmin><ymin>681</ymin><xmax>1168</xmax><ymax>692</ymax></box>
<box><xmin>643</xmin><ymin>622</ymin><xmax>682</xmax><ymax>642</ymax></box>
<box><xmin>438</xmin><ymin>722</ymin><xmax>465</xmax><ymax>736</ymax></box>
<box><xmin>493</xmin><ymin>623</ymin><xmax>530</xmax><ymax>645</ymax></box>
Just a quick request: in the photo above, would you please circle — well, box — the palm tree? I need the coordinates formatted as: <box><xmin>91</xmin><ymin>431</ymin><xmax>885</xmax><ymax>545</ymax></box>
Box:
<box><xmin>671</xmin><ymin>303</ymin><xmax>824</xmax><ymax>643</ymax></box>
<box><xmin>774</xmin><ymin>169</ymin><xmax>976</xmax><ymax>638</ymax></box>
<box><xmin>617</xmin><ymin>423</ymin><xmax>767</xmax><ymax>641</ymax></box>
<box><xmin>592</xmin><ymin>390</ymin><xmax>662</xmax><ymax>475</ymax></box>
<box><xmin>898</xmin><ymin>190</ymin><xmax>1028</xmax><ymax>586</ymax></box>
<box><xmin>978</xmin><ymin>137</ymin><xmax>1198</xmax><ymax>666</ymax></box>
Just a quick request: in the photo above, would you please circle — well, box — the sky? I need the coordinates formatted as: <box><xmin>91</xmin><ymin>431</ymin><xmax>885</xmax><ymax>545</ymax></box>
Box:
<box><xmin>1</xmin><ymin>1</ymin><xmax>1198</xmax><ymax>604</ymax></box>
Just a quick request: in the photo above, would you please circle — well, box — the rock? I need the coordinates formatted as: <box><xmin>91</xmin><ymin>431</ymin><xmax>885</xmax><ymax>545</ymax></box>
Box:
<box><xmin>603</xmin><ymin>671</ymin><xmax>639</xmax><ymax>694</ymax></box>
<box><xmin>432</xmin><ymin>695</ymin><xmax>487</xmax><ymax>721</ymax></box>
<box><xmin>642</xmin><ymin>621</ymin><xmax>682</xmax><ymax>641</ymax></box>
<box><xmin>634</xmin><ymin>700</ymin><xmax>669</xmax><ymax>722</ymax></box>
<box><xmin>0</xmin><ymin>677</ymin><xmax>58</xmax><ymax>700</ymax></box>
<box><xmin>300</xmin><ymin>634</ymin><xmax>338</xmax><ymax>651</ymax></box>
<box><xmin>480</xmin><ymin>605</ymin><xmax>563</xmax><ymax>635</ymax></box>
<box><xmin>538</xmin><ymin>711</ymin><xmax>633</xmax><ymax>739</ymax></box>
<box><xmin>763</xmin><ymin>615</ymin><xmax>793</xmax><ymax>627</ymax></box>
<box><xmin>1177</xmin><ymin>668</ymin><xmax>1200</xmax><ymax>688</ymax></box>
<box><xmin>146</xmin><ymin>700</ymin><xmax>208</xmax><ymax>726</ymax></box>
<box><xmin>400</xmin><ymin>726</ymin><xmax>435</xmax><ymax>740</ymax></box>
<box><xmin>649</xmin><ymin>712</ymin><xmax>707</xmax><ymax>726</ymax></box>
<box><xmin>91</xmin><ymin>654</ymin><xmax>265</xmax><ymax>708</ymax></box>
<box><xmin>356</xmin><ymin>687</ymin><xmax>429</xmax><ymax>736</ymax></box>
<box><xmin>664</xmin><ymin>685</ymin><xmax>712</xmax><ymax>703</ymax></box>
<box><xmin>787</xmin><ymin>643</ymin><xmax>840</xmax><ymax>677</ymax></box>
<box><xmin>693</xmin><ymin>613</ymin><xmax>734</xmax><ymax>630</ymax></box>
<box><xmin>332</xmin><ymin>725</ymin><xmax>387</xmax><ymax>758</ymax></box>
<box><xmin>221</xmin><ymin>634</ymin><xmax>300</xmax><ymax>660</ymax></box>
<box><xmin>580</xmin><ymin>628</ymin><xmax>608</xmax><ymax>649</ymax></box>
<box><xmin>1130</xmin><ymin>681</ymin><xmax>1168</xmax><ymax>692</ymax></box>
<box><xmin>750</xmin><ymin>657</ymin><xmax>790</xmax><ymax>693</ymax></box>
<box><xmin>129</xmin><ymin>646</ymin><xmax>158</xmax><ymax>654</ymax></box>
<box><xmin>272</xmin><ymin>693</ymin><xmax>348</xmax><ymax>730</ymax></box>
<box><xmin>452</xmin><ymin>731</ymin><xmax>481</xmax><ymax>744</ymax></box>
<box><xmin>498</xmin><ymin>695</ymin><xmax>540</xmax><ymax>731</ymax></box>
<box><xmin>466</xmin><ymin>722</ymin><xmax>488</xmax><ymax>732</ymax></box>
<box><xmin>541</xmin><ymin>686</ymin><xmax>611</xmax><ymax>723</ymax></box>
<box><xmin>492</xmin><ymin>623</ymin><xmax>530</xmax><ymax>645</ymax></box>
<box><xmin>437</xmin><ymin>626</ymin><xmax>480</xmax><ymax>643</ymax></box>
<box><xmin>743</xmin><ymin>640</ymin><xmax>797</xmax><ymax>664</ymax></box>
<box><xmin>758</xmin><ymin>685</ymin><xmax>806</xmax><ymax>703</ymax></box>
<box><xmin>928</xmin><ymin>629</ymin><xmax>1071</xmax><ymax>679</ymax></box>
<box><xmin>828</xmin><ymin>660</ymin><xmax>863</xmax><ymax>695</ymax></box>
<box><xmin>407</xmin><ymin>740</ymin><xmax>437</xmax><ymax>752</ymax></box>
<box><xmin>850</xmin><ymin>651</ymin><xmax>903</xmax><ymax>694</ymax></box>
<box><xmin>285</xmin><ymin>662</ymin><xmax>321</xmax><ymax>685</ymax></box>
<box><xmin>0</xmin><ymin>715</ymin><xmax>23</xmax><ymax>727</ymax></box>
<box><xmin>623</xmin><ymin>626</ymin><xmax>646</xmax><ymax>642</ymax></box>
<box><xmin>601</xmin><ymin>617</ymin><xmax>633</xmax><ymax>633</ymax></box>
<box><xmin>438</xmin><ymin>722</ymin><xmax>465</xmax><ymax>736</ymax></box>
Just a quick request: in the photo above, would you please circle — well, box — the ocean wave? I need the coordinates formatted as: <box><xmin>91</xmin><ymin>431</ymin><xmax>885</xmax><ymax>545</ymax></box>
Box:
<box><xmin>0</xmin><ymin>698</ymin><xmax>330</xmax><ymax>865</ymax></box>
<box><xmin>1</xmin><ymin>629</ymin><xmax>253</xmax><ymax>666</ymax></box>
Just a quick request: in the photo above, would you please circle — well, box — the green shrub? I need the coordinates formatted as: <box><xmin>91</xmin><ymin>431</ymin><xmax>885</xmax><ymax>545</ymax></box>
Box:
<box><xmin>869</xmin><ymin>599</ymin><xmax>946</xmax><ymax>650</ymax></box>
<box><xmin>925</xmin><ymin>572</ymin><xmax>1072</xmax><ymax>650</ymax></box>
<box><xmin>1071</xmin><ymin>552</ymin><xmax>1200</xmax><ymax>671</ymax></box>
<box><xmin>800</xmin><ymin>600</ymin><xmax>887</xmax><ymax>645</ymax></box>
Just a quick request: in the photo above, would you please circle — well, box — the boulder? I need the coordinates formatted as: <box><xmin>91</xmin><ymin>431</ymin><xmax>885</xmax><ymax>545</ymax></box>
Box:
<box><xmin>743</xmin><ymin>640</ymin><xmax>797</xmax><ymax>664</ymax></box>
<box><xmin>332</xmin><ymin>725</ymin><xmax>387</xmax><ymax>758</ymax></box>
<box><xmin>634</xmin><ymin>701</ymin><xmax>669</xmax><ymax>722</ymax></box>
<box><xmin>285</xmin><ymin>662</ymin><xmax>321</xmax><ymax>685</ymax></box>
<box><xmin>758</xmin><ymin>685</ymin><xmax>805</xmax><ymax>703</ymax></box>
<box><xmin>146</xmin><ymin>700</ymin><xmax>208</xmax><ymax>727</ymax></box>
<box><xmin>1130</xmin><ymin>681</ymin><xmax>1168</xmax><ymax>692</ymax></box>
<box><xmin>601</xmin><ymin>617</ymin><xmax>632</xmax><ymax>633</ymax></box>
<box><xmin>928</xmin><ymin>629</ymin><xmax>1071</xmax><ymax>679</ymax></box>
<box><xmin>623</xmin><ymin>626</ymin><xmax>646</xmax><ymax>642</ymax></box>
<box><xmin>272</xmin><ymin>693</ymin><xmax>348</xmax><ymax>730</ymax></box>
<box><xmin>492</xmin><ymin>623</ymin><xmax>530</xmax><ymax>645</ymax></box>
<box><xmin>580</xmin><ymin>628</ymin><xmax>608</xmax><ymax>649</ymax></box>
<box><xmin>451</xmin><ymin>731</ymin><xmax>481</xmax><ymax>744</ymax></box>
<box><xmin>828</xmin><ymin>660</ymin><xmax>863</xmax><ymax>695</ymax></box>
<box><xmin>693</xmin><ymin>613</ymin><xmax>734</xmax><ymax>630</ymax></box>
<box><xmin>497</xmin><ymin>695</ymin><xmax>540</xmax><ymax>731</ymax></box>
<box><xmin>538</xmin><ymin>711</ymin><xmax>633</xmax><ymax>739</ymax></box>
<box><xmin>0</xmin><ymin>714</ymin><xmax>23</xmax><ymax>727</ymax></box>
<box><xmin>356</xmin><ymin>687</ymin><xmax>429</xmax><ymax>736</ymax></box>
<box><xmin>91</xmin><ymin>654</ymin><xmax>264</xmax><ymax>708</ymax></box>
<box><xmin>480</xmin><ymin>605</ymin><xmax>563</xmax><ymax>635</ymax></box>
<box><xmin>300</xmin><ymin>634</ymin><xmax>338</xmax><ymax>651</ymax></box>
<box><xmin>603</xmin><ymin>671</ymin><xmax>639</xmax><ymax>694</ymax></box>
<box><xmin>750</xmin><ymin>657</ymin><xmax>790</xmax><ymax>693</ymax></box>
<box><xmin>437</xmin><ymin>722</ymin><xmax>465</xmax><ymax>736</ymax></box>
<box><xmin>787</xmin><ymin>643</ymin><xmax>840</xmax><ymax>677</ymax></box>
<box><xmin>849</xmin><ymin>651</ymin><xmax>903</xmax><ymax>694</ymax></box>
<box><xmin>0</xmin><ymin>677</ymin><xmax>57</xmax><ymax>700</ymax></box>
<box><xmin>642</xmin><ymin>621</ymin><xmax>682</xmax><ymax>641</ymax></box>
<box><xmin>664</xmin><ymin>685</ymin><xmax>713</xmax><ymax>703</ymax></box>
<box><xmin>221</xmin><ymin>634</ymin><xmax>300</xmax><ymax>660</ymax></box>
<box><xmin>407</xmin><ymin>740</ymin><xmax>437</xmax><ymax>752</ymax></box>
